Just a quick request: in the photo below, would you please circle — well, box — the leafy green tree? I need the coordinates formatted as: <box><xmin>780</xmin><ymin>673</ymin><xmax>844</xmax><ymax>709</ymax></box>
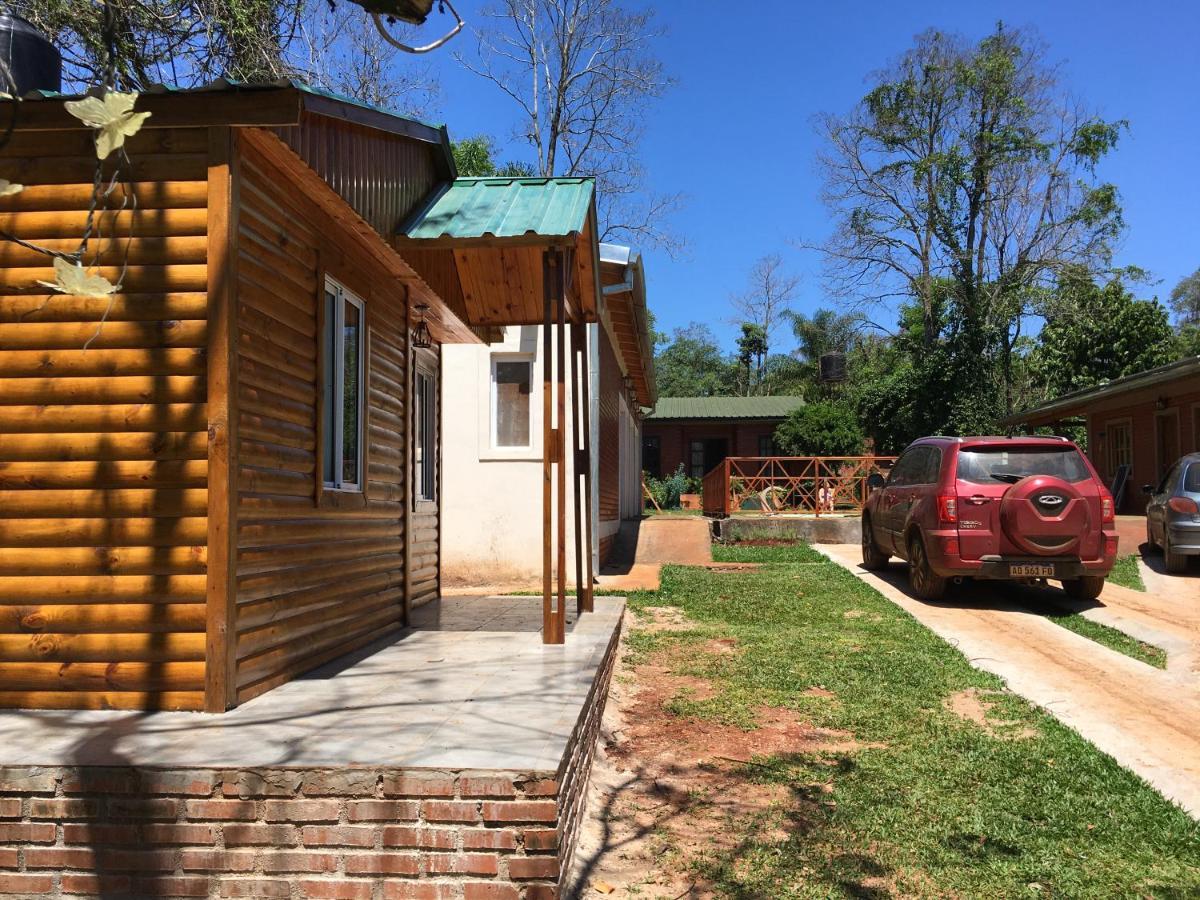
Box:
<box><xmin>774</xmin><ymin>402</ymin><xmax>865</xmax><ymax>457</ymax></box>
<box><xmin>653</xmin><ymin>324</ymin><xmax>738</xmax><ymax>397</ymax></box>
<box><xmin>1170</xmin><ymin>268</ymin><xmax>1200</xmax><ymax>326</ymax></box>
<box><xmin>817</xmin><ymin>25</ymin><xmax>1126</xmax><ymax>418</ymax></box>
<box><xmin>451</xmin><ymin>135</ymin><xmax>535</xmax><ymax>178</ymax></box>
<box><xmin>1029</xmin><ymin>271</ymin><xmax>1176</xmax><ymax>400</ymax></box>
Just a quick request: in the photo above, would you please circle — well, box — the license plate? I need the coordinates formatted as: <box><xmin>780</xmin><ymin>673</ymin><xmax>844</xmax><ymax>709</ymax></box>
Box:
<box><xmin>1010</xmin><ymin>564</ymin><xmax>1055</xmax><ymax>577</ymax></box>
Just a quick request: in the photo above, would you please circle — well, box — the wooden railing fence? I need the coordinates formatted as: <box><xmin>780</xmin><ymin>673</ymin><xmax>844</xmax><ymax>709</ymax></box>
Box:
<box><xmin>702</xmin><ymin>456</ymin><xmax>897</xmax><ymax>518</ymax></box>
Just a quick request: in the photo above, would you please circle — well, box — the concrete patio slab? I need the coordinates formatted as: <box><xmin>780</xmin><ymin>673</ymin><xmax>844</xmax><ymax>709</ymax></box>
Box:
<box><xmin>0</xmin><ymin>595</ymin><xmax>625</xmax><ymax>772</ymax></box>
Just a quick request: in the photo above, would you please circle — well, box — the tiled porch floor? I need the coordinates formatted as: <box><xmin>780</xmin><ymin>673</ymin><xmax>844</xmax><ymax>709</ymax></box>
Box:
<box><xmin>0</xmin><ymin>596</ymin><xmax>624</xmax><ymax>772</ymax></box>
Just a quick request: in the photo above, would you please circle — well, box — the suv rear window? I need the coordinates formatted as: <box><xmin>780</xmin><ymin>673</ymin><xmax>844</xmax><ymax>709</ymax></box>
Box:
<box><xmin>956</xmin><ymin>447</ymin><xmax>1091</xmax><ymax>485</ymax></box>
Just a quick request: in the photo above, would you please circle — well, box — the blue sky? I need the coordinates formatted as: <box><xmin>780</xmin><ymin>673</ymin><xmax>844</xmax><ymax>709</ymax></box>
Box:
<box><xmin>423</xmin><ymin>0</ymin><xmax>1200</xmax><ymax>352</ymax></box>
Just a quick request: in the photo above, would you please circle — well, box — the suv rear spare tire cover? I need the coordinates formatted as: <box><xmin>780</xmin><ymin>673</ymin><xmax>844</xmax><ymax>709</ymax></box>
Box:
<box><xmin>999</xmin><ymin>475</ymin><xmax>1090</xmax><ymax>556</ymax></box>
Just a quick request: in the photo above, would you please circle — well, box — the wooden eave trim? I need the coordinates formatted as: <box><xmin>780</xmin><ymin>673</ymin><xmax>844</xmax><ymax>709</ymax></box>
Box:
<box><xmin>393</xmin><ymin>233</ymin><xmax>579</xmax><ymax>250</ymax></box>
<box><xmin>3</xmin><ymin>90</ymin><xmax>303</xmax><ymax>132</ymax></box>
<box><xmin>239</xmin><ymin>127</ymin><xmax>480</xmax><ymax>346</ymax></box>
<box><xmin>299</xmin><ymin>95</ymin><xmax>446</xmax><ymax>145</ymax></box>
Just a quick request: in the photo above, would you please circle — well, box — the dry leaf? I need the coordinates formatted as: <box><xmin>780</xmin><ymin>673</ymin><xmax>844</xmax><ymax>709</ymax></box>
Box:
<box><xmin>37</xmin><ymin>258</ymin><xmax>118</xmax><ymax>298</ymax></box>
<box><xmin>592</xmin><ymin>881</ymin><xmax>616</xmax><ymax>895</ymax></box>
<box><xmin>64</xmin><ymin>91</ymin><xmax>151</xmax><ymax>160</ymax></box>
<box><xmin>0</xmin><ymin>179</ymin><xmax>23</xmax><ymax>197</ymax></box>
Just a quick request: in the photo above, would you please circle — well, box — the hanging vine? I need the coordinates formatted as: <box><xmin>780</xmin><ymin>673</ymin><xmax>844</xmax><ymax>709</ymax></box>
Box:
<box><xmin>0</xmin><ymin>1</ymin><xmax>150</xmax><ymax>346</ymax></box>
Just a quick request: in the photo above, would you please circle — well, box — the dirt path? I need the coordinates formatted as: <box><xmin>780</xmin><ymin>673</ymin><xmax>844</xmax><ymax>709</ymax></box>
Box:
<box><xmin>568</xmin><ymin>609</ymin><xmax>848</xmax><ymax>897</ymax></box>
<box><xmin>817</xmin><ymin>544</ymin><xmax>1200</xmax><ymax>818</ymax></box>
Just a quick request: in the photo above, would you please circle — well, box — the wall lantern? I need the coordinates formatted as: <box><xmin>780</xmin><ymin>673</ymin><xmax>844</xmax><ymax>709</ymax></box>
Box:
<box><xmin>412</xmin><ymin>303</ymin><xmax>433</xmax><ymax>349</ymax></box>
<box><xmin>1156</xmin><ymin>396</ymin><xmax>1169</xmax><ymax>411</ymax></box>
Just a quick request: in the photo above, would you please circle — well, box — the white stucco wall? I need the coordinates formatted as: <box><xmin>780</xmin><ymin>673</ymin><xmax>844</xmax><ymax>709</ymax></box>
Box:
<box><xmin>441</xmin><ymin>324</ymin><xmax>586</xmax><ymax>586</ymax></box>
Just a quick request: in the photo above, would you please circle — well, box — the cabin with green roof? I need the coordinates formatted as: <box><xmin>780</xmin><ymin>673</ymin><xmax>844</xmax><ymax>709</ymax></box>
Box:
<box><xmin>643</xmin><ymin>395</ymin><xmax>806</xmax><ymax>479</ymax></box>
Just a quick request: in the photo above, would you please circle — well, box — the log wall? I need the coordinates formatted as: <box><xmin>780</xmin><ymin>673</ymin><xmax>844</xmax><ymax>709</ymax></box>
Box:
<box><xmin>232</xmin><ymin>134</ymin><xmax>432</xmax><ymax>705</ymax></box>
<box><xmin>0</xmin><ymin>127</ymin><xmax>211</xmax><ymax>710</ymax></box>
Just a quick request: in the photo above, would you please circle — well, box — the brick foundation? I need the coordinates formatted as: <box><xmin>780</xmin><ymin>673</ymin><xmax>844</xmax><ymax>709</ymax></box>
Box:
<box><xmin>0</xmin><ymin>629</ymin><xmax>619</xmax><ymax>899</ymax></box>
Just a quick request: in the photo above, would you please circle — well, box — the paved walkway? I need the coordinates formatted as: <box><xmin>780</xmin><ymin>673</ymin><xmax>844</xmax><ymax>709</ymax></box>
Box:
<box><xmin>597</xmin><ymin>517</ymin><xmax>713</xmax><ymax>591</ymax></box>
<box><xmin>817</xmin><ymin>544</ymin><xmax>1200</xmax><ymax>818</ymax></box>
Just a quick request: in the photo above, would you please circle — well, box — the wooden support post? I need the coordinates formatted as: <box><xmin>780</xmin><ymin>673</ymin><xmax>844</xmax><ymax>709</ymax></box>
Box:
<box><xmin>555</xmin><ymin>256</ymin><xmax>568</xmax><ymax>643</ymax></box>
<box><xmin>204</xmin><ymin>127</ymin><xmax>240</xmax><ymax>712</ymax></box>
<box><xmin>542</xmin><ymin>251</ymin><xmax>558</xmax><ymax>644</ymax></box>
<box><xmin>570</xmin><ymin>321</ymin><xmax>584</xmax><ymax>614</ymax></box>
<box><xmin>575</xmin><ymin>321</ymin><xmax>594</xmax><ymax>613</ymax></box>
<box><xmin>402</xmin><ymin>285</ymin><xmax>413</xmax><ymax>625</ymax></box>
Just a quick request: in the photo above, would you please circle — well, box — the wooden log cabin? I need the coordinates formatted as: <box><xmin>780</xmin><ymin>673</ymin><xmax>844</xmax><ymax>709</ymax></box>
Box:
<box><xmin>0</xmin><ymin>83</ymin><xmax>600</xmax><ymax>712</ymax></box>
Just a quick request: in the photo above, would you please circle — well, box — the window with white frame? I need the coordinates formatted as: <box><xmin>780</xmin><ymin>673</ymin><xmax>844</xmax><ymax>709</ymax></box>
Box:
<box><xmin>321</xmin><ymin>278</ymin><xmax>364</xmax><ymax>491</ymax></box>
<box><xmin>415</xmin><ymin>367</ymin><xmax>437</xmax><ymax>502</ymax></box>
<box><xmin>491</xmin><ymin>356</ymin><xmax>533</xmax><ymax>448</ymax></box>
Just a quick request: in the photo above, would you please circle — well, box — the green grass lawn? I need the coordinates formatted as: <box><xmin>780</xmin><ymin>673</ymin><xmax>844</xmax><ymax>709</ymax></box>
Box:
<box><xmin>1043</xmin><ymin>610</ymin><xmax>1167</xmax><ymax>669</ymax></box>
<box><xmin>1108</xmin><ymin>554</ymin><xmax>1147</xmax><ymax>591</ymax></box>
<box><xmin>625</xmin><ymin>546</ymin><xmax>1199</xmax><ymax>897</ymax></box>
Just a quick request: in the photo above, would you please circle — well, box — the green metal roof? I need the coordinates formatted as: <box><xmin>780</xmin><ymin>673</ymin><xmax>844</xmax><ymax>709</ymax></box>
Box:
<box><xmin>647</xmin><ymin>396</ymin><xmax>805</xmax><ymax>421</ymax></box>
<box><xmin>402</xmin><ymin>177</ymin><xmax>594</xmax><ymax>240</ymax></box>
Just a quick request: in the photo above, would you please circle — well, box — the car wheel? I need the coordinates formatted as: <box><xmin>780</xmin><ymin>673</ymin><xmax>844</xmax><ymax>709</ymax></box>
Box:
<box><xmin>1062</xmin><ymin>576</ymin><xmax>1105</xmax><ymax>602</ymax></box>
<box><xmin>1146</xmin><ymin>518</ymin><xmax>1157</xmax><ymax>551</ymax></box>
<box><xmin>861</xmin><ymin>515</ymin><xmax>890</xmax><ymax>570</ymax></box>
<box><xmin>1164</xmin><ymin>532</ymin><xmax>1189</xmax><ymax>574</ymax></box>
<box><xmin>907</xmin><ymin>534</ymin><xmax>947</xmax><ymax>601</ymax></box>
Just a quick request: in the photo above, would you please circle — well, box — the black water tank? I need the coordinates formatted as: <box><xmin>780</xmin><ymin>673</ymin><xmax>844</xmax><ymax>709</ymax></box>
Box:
<box><xmin>819</xmin><ymin>352</ymin><xmax>847</xmax><ymax>383</ymax></box>
<box><xmin>0</xmin><ymin>14</ymin><xmax>61</xmax><ymax>95</ymax></box>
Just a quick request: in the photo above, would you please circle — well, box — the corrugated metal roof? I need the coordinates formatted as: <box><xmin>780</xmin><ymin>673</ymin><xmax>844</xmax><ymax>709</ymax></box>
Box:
<box><xmin>403</xmin><ymin>177</ymin><xmax>594</xmax><ymax>240</ymax></box>
<box><xmin>647</xmin><ymin>396</ymin><xmax>805</xmax><ymax>420</ymax></box>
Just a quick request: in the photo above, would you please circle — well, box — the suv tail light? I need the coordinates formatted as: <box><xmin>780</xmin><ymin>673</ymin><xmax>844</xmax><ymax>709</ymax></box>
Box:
<box><xmin>1168</xmin><ymin>497</ymin><xmax>1199</xmax><ymax>515</ymax></box>
<box><xmin>937</xmin><ymin>493</ymin><xmax>958</xmax><ymax>526</ymax></box>
<box><xmin>1100</xmin><ymin>491</ymin><xmax>1115</xmax><ymax>524</ymax></box>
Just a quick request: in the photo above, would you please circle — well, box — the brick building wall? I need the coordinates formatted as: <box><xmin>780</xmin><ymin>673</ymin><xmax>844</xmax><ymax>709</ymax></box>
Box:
<box><xmin>1084</xmin><ymin>382</ymin><xmax>1200</xmax><ymax>513</ymax></box>
<box><xmin>642</xmin><ymin>420</ymin><xmax>784</xmax><ymax>480</ymax></box>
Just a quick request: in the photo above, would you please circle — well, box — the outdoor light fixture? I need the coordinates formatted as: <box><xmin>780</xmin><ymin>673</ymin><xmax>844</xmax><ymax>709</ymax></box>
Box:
<box><xmin>412</xmin><ymin>303</ymin><xmax>433</xmax><ymax>349</ymax></box>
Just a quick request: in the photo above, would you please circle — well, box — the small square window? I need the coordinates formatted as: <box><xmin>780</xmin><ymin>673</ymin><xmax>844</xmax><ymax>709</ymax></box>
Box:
<box><xmin>492</xmin><ymin>357</ymin><xmax>533</xmax><ymax>448</ymax></box>
<box><xmin>322</xmin><ymin>278</ymin><xmax>364</xmax><ymax>492</ymax></box>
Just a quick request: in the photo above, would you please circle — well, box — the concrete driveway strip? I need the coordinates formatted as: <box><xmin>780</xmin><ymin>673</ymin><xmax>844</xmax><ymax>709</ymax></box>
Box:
<box><xmin>816</xmin><ymin>544</ymin><xmax>1200</xmax><ymax>819</ymax></box>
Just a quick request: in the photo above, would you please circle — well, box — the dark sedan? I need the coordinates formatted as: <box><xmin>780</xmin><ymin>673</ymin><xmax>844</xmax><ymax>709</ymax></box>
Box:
<box><xmin>1145</xmin><ymin>452</ymin><xmax>1200</xmax><ymax>573</ymax></box>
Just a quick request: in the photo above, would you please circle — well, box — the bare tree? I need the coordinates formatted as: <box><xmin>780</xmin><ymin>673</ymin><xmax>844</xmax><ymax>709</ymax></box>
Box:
<box><xmin>731</xmin><ymin>254</ymin><xmax>801</xmax><ymax>343</ymax></box>
<box><xmin>455</xmin><ymin>0</ymin><xmax>683</xmax><ymax>253</ymax></box>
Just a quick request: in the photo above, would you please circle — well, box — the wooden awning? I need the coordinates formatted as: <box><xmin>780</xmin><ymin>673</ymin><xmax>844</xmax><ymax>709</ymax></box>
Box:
<box><xmin>394</xmin><ymin>177</ymin><xmax>600</xmax><ymax>327</ymax></box>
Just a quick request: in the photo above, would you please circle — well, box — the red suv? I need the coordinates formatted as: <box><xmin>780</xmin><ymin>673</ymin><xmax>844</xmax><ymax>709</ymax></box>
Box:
<box><xmin>862</xmin><ymin>436</ymin><xmax>1118</xmax><ymax>601</ymax></box>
